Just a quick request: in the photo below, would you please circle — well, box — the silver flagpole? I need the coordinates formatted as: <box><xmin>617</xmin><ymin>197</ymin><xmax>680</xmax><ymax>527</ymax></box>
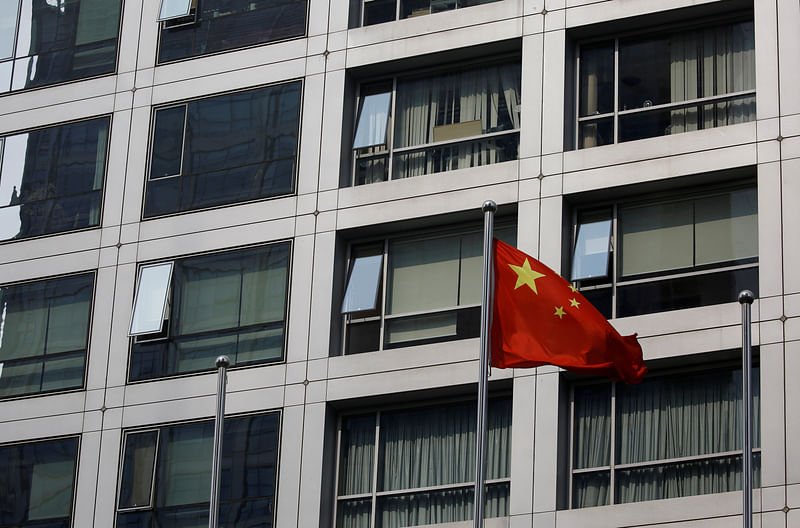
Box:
<box><xmin>209</xmin><ymin>355</ymin><xmax>230</xmax><ymax>528</ymax></box>
<box><xmin>738</xmin><ymin>291</ymin><xmax>754</xmax><ymax>528</ymax></box>
<box><xmin>474</xmin><ymin>200</ymin><xmax>496</xmax><ymax>528</ymax></box>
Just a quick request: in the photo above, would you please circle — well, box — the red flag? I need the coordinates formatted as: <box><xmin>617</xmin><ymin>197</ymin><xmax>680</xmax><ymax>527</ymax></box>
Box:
<box><xmin>490</xmin><ymin>238</ymin><xmax>646</xmax><ymax>383</ymax></box>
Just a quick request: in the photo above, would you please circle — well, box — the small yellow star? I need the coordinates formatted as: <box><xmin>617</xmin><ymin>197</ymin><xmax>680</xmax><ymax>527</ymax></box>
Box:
<box><xmin>509</xmin><ymin>258</ymin><xmax>546</xmax><ymax>294</ymax></box>
<box><xmin>554</xmin><ymin>306</ymin><xmax>566</xmax><ymax>319</ymax></box>
<box><xmin>569</xmin><ymin>298</ymin><xmax>580</xmax><ymax>308</ymax></box>
<box><xmin>569</xmin><ymin>284</ymin><xmax>578</xmax><ymax>293</ymax></box>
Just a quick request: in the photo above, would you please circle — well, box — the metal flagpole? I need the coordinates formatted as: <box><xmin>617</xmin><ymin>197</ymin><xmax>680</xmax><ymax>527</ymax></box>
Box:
<box><xmin>738</xmin><ymin>290</ymin><xmax>754</xmax><ymax>528</ymax></box>
<box><xmin>209</xmin><ymin>355</ymin><xmax>230</xmax><ymax>528</ymax></box>
<box><xmin>474</xmin><ymin>200</ymin><xmax>496</xmax><ymax>528</ymax></box>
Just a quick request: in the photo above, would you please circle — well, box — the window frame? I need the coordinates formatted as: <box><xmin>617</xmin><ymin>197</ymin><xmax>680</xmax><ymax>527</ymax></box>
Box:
<box><xmin>126</xmin><ymin>241</ymin><xmax>293</xmax><ymax>382</ymax></box>
<box><xmin>0</xmin><ymin>0</ymin><xmax>123</xmax><ymax>94</ymax></box>
<box><xmin>333</xmin><ymin>394</ymin><xmax>512</xmax><ymax>527</ymax></box>
<box><xmin>568</xmin><ymin>182</ymin><xmax>758</xmax><ymax>319</ymax></box>
<box><xmin>115</xmin><ymin>410</ymin><xmax>282</xmax><ymax>524</ymax></box>
<box><xmin>0</xmin><ymin>270</ymin><xmax>96</xmax><ymax>401</ymax></box>
<box><xmin>0</xmin><ymin>434</ymin><xmax>81</xmax><ymax>526</ymax></box>
<box><xmin>0</xmin><ymin>115</ymin><xmax>111</xmax><ymax>244</ymax></box>
<box><xmin>142</xmin><ymin>81</ymin><xmax>302</xmax><ymax>219</ymax></box>
<box><xmin>573</xmin><ymin>14</ymin><xmax>755</xmax><ymax>149</ymax></box>
<box><xmin>351</xmin><ymin>56</ymin><xmax>522</xmax><ymax>186</ymax></box>
<box><xmin>360</xmin><ymin>0</ymin><xmax>503</xmax><ymax>27</ymax></box>
<box><xmin>567</xmin><ymin>361</ymin><xmax>761</xmax><ymax>508</ymax></box>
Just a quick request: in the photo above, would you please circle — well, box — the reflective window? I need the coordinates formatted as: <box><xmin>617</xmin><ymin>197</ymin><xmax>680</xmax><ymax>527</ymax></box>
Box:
<box><xmin>0</xmin><ymin>273</ymin><xmax>93</xmax><ymax>399</ymax></box>
<box><xmin>336</xmin><ymin>397</ymin><xmax>510</xmax><ymax>527</ymax></box>
<box><xmin>343</xmin><ymin>224</ymin><xmax>515</xmax><ymax>354</ymax></box>
<box><xmin>0</xmin><ymin>436</ymin><xmax>79</xmax><ymax>526</ymax></box>
<box><xmin>0</xmin><ymin>117</ymin><xmax>109</xmax><ymax>242</ymax></box>
<box><xmin>158</xmin><ymin>0</ymin><xmax>195</xmax><ymax>21</ymax></box>
<box><xmin>577</xmin><ymin>19</ymin><xmax>755</xmax><ymax>148</ymax></box>
<box><xmin>117</xmin><ymin>413</ymin><xmax>279</xmax><ymax>527</ymax></box>
<box><xmin>129</xmin><ymin>243</ymin><xmax>290</xmax><ymax>381</ymax></box>
<box><xmin>361</xmin><ymin>0</ymin><xmax>500</xmax><ymax>26</ymax></box>
<box><xmin>129</xmin><ymin>263</ymin><xmax>174</xmax><ymax>336</ymax></box>
<box><xmin>144</xmin><ymin>83</ymin><xmax>300</xmax><ymax>218</ymax></box>
<box><xmin>0</xmin><ymin>0</ymin><xmax>121</xmax><ymax>93</ymax></box>
<box><xmin>158</xmin><ymin>0</ymin><xmax>307</xmax><ymax>63</ymax></box>
<box><xmin>571</xmin><ymin>366</ymin><xmax>760</xmax><ymax>507</ymax></box>
<box><xmin>352</xmin><ymin>61</ymin><xmax>521</xmax><ymax>185</ymax></box>
<box><xmin>569</xmin><ymin>185</ymin><xmax>758</xmax><ymax>318</ymax></box>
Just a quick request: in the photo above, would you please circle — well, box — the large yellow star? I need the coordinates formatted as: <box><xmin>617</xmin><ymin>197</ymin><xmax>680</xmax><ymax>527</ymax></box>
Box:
<box><xmin>508</xmin><ymin>258</ymin><xmax>546</xmax><ymax>294</ymax></box>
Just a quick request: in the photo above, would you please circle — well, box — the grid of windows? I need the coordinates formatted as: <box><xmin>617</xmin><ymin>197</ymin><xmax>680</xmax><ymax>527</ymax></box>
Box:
<box><xmin>0</xmin><ymin>436</ymin><xmax>79</xmax><ymax>527</ymax></box>
<box><xmin>128</xmin><ymin>243</ymin><xmax>290</xmax><ymax>381</ymax></box>
<box><xmin>335</xmin><ymin>397</ymin><xmax>511</xmax><ymax>528</ymax></box>
<box><xmin>570</xmin><ymin>366</ymin><xmax>760</xmax><ymax>508</ymax></box>
<box><xmin>360</xmin><ymin>0</ymin><xmax>500</xmax><ymax>26</ymax></box>
<box><xmin>0</xmin><ymin>0</ymin><xmax>122</xmax><ymax>93</ymax></box>
<box><xmin>0</xmin><ymin>273</ymin><xmax>93</xmax><ymax>399</ymax></box>
<box><xmin>576</xmin><ymin>18</ymin><xmax>755</xmax><ymax>148</ymax></box>
<box><xmin>116</xmin><ymin>412</ymin><xmax>279</xmax><ymax>527</ymax></box>
<box><xmin>570</xmin><ymin>184</ymin><xmax>758</xmax><ymax>318</ymax></box>
<box><xmin>0</xmin><ymin>117</ymin><xmax>109</xmax><ymax>242</ymax></box>
<box><xmin>157</xmin><ymin>0</ymin><xmax>307</xmax><ymax>63</ymax></box>
<box><xmin>352</xmin><ymin>61</ymin><xmax>521</xmax><ymax>185</ymax></box>
<box><xmin>144</xmin><ymin>83</ymin><xmax>301</xmax><ymax>218</ymax></box>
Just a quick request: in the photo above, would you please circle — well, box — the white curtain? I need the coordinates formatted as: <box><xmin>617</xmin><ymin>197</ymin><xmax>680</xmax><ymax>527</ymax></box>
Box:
<box><xmin>669</xmin><ymin>22</ymin><xmax>755</xmax><ymax>133</ymax></box>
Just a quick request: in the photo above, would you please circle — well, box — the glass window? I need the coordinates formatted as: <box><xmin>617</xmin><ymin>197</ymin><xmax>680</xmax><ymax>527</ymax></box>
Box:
<box><xmin>117</xmin><ymin>413</ymin><xmax>279</xmax><ymax>527</ymax></box>
<box><xmin>0</xmin><ymin>436</ymin><xmax>79</xmax><ymax>526</ymax></box>
<box><xmin>343</xmin><ymin>224</ymin><xmax>515</xmax><ymax>354</ymax></box>
<box><xmin>158</xmin><ymin>0</ymin><xmax>195</xmax><ymax>21</ymax></box>
<box><xmin>569</xmin><ymin>185</ymin><xmax>758</xmax><ymax>318</ymax></box>
<box><xmin>0</xmin><ymin>117</ymin><xmax>108</xmax><ymax>242</ymax></box>
<box><xmin>129</xmin><ymin>243</ymin><xmax>290</xmax><ymax>382</ymax></box>
<box><xmin>158</xmin><ymin>0</ymin><xmax>307</xmax><ymax>63</ymax></box>
<box><xmin>336</xmin><ymin>397</ymin><xmax>511</xmax><ymax>527</ymax></box>
<box><xmin>144</xmin><ymin>83</ymin><xmax>301</xmax><ymax>218</ymax></box>
<box><xmin>361</xmin><ymin>0</ymin><xmax>500</xmax><ymax>26</ymax></box>
<box><xmin>129</xmin><ymin>263</ymin><xmax>174</xmax><ymax>336</ymax></box>
<box><xmin>570</xmin><ymin>366</ymin><xmax>760</xmax><ymax>507</ymax></box>
<box><xmin>577</xmin><ymin>19</ymin><xmax>755</xmax><ymax>148</ymax></box>
<box><xmin>0</xmin><ymin>0</ymin><xmax>121</xmax><ymax>93</ymax></box>
<box><xmin>0</xmin><ymin>273</ymin><xmax>93</xmax><ymax>399</ymax></box>
<box><xmin>352</xmin><ymin>61</ymin><xmax>521</xmax><ymax>185</ymax></box>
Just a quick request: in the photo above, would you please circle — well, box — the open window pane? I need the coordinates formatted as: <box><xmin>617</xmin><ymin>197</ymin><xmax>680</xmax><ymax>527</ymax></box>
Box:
<box><xmin>130</xmin><ymin>262</ymin><xmax>174</xmax><ymax>336</ymax></box>
<box><xmin>158</xmin><ymin>0</ymin><xmax>193</xmax><ymax>21</ymax></box>
<box><xmin>353</xmin><ymin>92</ymin><xmax>391</xmax><ymax>149</ymax></box>
<box><xmin>572</xmin><ymin>213</ymin><xmax>612</xmax><ymax>280</ymax></box>
<box><xmin>342</xmin><ymin>255</ymin><xmax>383</xmax><ymax>314</ymax></box>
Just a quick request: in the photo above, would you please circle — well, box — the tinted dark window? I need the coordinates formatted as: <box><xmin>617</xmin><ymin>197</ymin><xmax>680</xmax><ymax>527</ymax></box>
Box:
<box><xmin>0</xmin><ymin>437</ymin><xmax>79</xmax><ymax>526</ymax></box>
<box><xmin>0</xmin><ymin>0</ymin><xmax>121</xmax><ymax>93</ymax></box>
<box><xmin>116</xmin><ymin>413</ymin><xmax>279</xmax><ymax>527</ymax></box>
<box><xmin>158</xmin><ymin>0</ymin><xmax>307</xmax><ymax>63</ymax></box>
<box><xmin>0</xmin><ymin>117</ymin><xmax>109</xmax><ymax>242</ymax></box>
<box><xmin>0</xmin><ymin>273</ymin><xmax>93</xmax><ymax>399</ymax></box>
<box><xmin>129</xmin><ymin>243</ymin><xmax>290</xmax><ymax>382</ymax></box>
<box><xmin>144</xmin><ymin>83</ymin><xmax>300</xmax><ymax>217</ymax></box>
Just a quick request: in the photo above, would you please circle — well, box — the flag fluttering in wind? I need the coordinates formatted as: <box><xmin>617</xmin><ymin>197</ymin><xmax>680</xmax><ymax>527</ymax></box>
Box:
<box><xmin>490</xmin><ymin>238</ymin><xmax>647</xmax><ymax>384</ymax></box>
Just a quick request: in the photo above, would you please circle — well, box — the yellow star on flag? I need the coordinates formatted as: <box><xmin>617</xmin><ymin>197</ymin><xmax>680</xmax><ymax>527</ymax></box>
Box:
<box><xmin>554</xmin><ymin>306</ymin><xmax>566</xmax><ymax>319</ymax></box>
<box><xmin>569</xmin><ymin>298</ymin><xmax>580</xmax><ymax>308</ymax></box>
<box><xmin>509</xmin><ymin>258</ymin><xmax>546</xmax><ymax>294</ymax></box>
<box><xmin>569</xmin><ymin>284</ymin><xmax>578</xmax><ymax>293</ymax></box>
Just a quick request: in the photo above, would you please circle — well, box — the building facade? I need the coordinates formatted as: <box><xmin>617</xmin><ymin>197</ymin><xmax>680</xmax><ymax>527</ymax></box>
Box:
<box><xmin>0</xmin><ymin>0</ymin><xmax>797</xmax><ymax>527</ymax></box>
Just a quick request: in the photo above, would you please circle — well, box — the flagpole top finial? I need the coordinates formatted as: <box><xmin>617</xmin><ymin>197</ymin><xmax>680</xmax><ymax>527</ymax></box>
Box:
<box><xmin>216</xmin><ymin>355</ymin><xmax>230</xmax><ymax>368</ymax></box>
<box><xmin>482</xmin><ymin>200</ymin><xmax>497</xmax><ymax>213</ymax></box>
<box><xmin>738</xmin><ymin>290</ymin><xmax>754</xmax><ymax>304</ymax></box>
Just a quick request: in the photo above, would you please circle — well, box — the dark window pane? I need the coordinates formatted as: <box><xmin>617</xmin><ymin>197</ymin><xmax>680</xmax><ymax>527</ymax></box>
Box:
<box><xmin>617</xmin><ymin>266</ymin><xmax>758</xmax><ymax>317</ymax></box>
<box><xmin>119</xmin><ymin>431</ymin><xmax>159</xmax><ymax>509</ymax></box>
<box><xmin>144</xmin><ymin>83</ymin><xmax>300</xmax><ymax>217</ymax></box>
<box><xmin>363</xmin><ymin>0</ymin><xmax>396</xmax><ymax>25</ymax></box>
<box><xmin>579</xmin><ymin>42</ymin><xmax>614</xmax><ymax>116</ymax></box>
<box><xmin>345</xmin><ymin>320</ymin><xmax>381</xmax><ymax>354</ymax></box>
<box><xmin>578</xmin><ymin>118</ymin><xmax>613</xmax><ymax>149</ymax></box>
<box><xmin>0</xmin><ymin>273</ymin><xmax>93</xmax><ymax>398</ymax></box>
<box><xmin>618</xmin><ymin>36</ymin><xmax>671</xmax><ymax>111</ymax></box>
<box><xmin>0</xmin><ymin>437</ymin><xmax>78</xmax><ymax>525</ymax></box>
<box><xmin>392</xmin><ymin>133</ymin><xmax>518</xmax><ymax>179</ymax></box>
<box><xmin>150</xmin><ymin>106</ymin><xmax>186</xmax><ymax>179</ymax></box>
<box><xmin>158</xmin><ymin>0</ymin><xmax>307</xmax><ymax>63</ymax></box>
<box><xmin>572</xmin><ymin>471</ymin><xmax>610</xmax><ymax>508</ymax></box>
<box><xmin>355</xmin><ymin>155</ymin><xmax>388</xmax><ymax>185</ymax></box>
<box><xmin>576</xmin><ymin>287</ymin><xmax>611</xmax><ymax>318</ymax></box>
<box><xmin>0</xmin><ymin>117</ymin><xmax>108</xmax><ymax>241</ymax></box>
<box><xmin>116</xmin><ymin>510</ymin><xmax>153</xmax><ymax>528</ymax></box>
<box><xmin>221</xmin><ymin>414</ymin><xmax>279</xmax><ymax>501</ymax></box>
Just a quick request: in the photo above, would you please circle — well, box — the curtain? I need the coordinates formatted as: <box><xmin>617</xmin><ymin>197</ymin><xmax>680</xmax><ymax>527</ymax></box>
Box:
<box><xmin>669</xmin><ymin>22</ymin><xmax>755</xmax><ymax>133</ymax></box>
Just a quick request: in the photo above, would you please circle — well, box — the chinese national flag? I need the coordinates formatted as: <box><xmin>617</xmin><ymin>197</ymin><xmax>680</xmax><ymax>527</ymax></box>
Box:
<box><xmin>490</xmin><ymin>239</ymin><xmax>647</xmax><ymax>384</ymax></box>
